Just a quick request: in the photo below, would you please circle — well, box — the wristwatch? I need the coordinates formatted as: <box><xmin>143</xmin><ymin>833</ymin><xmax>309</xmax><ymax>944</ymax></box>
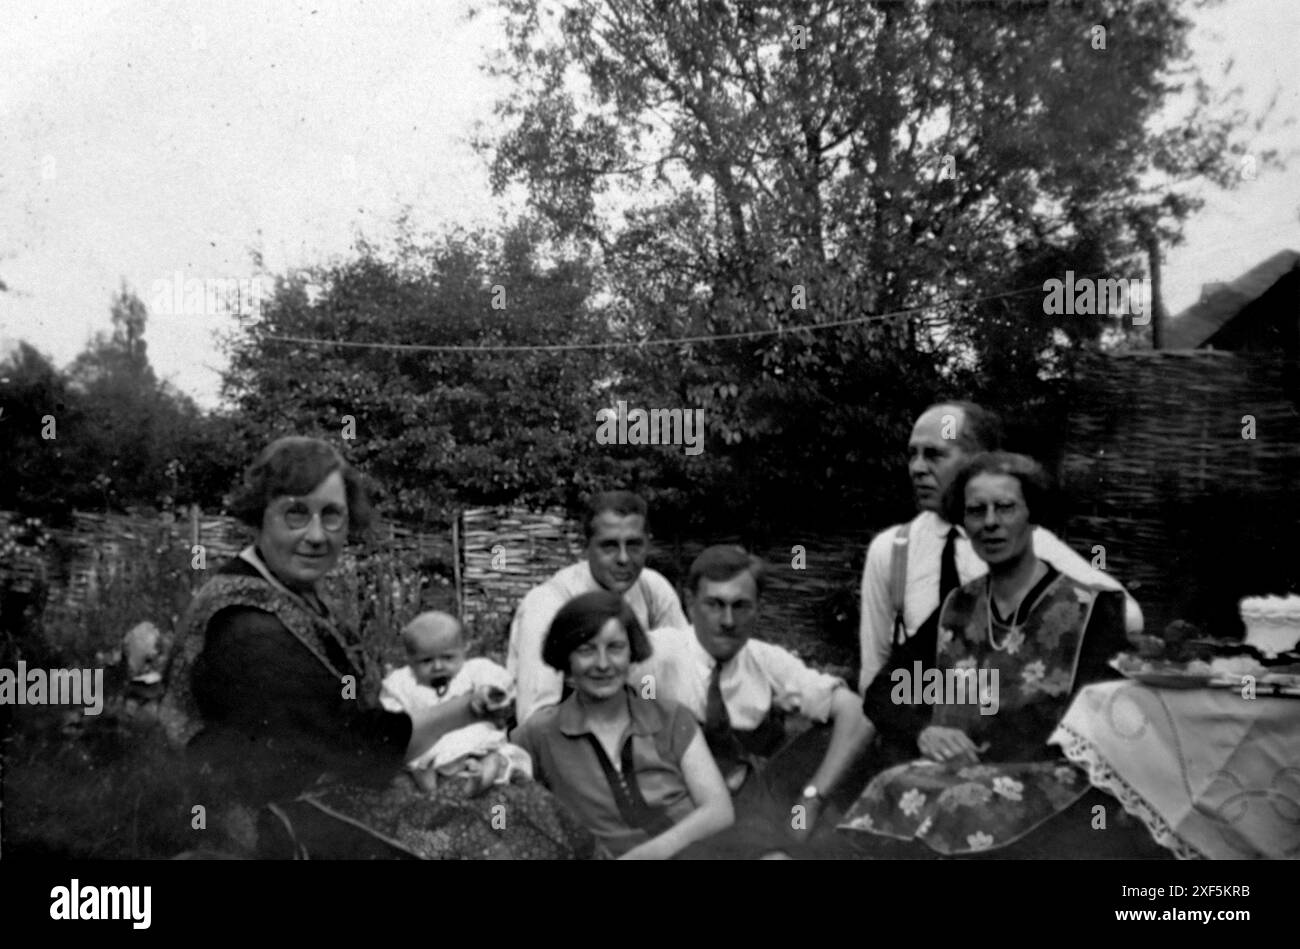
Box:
<box><xmin>800</xmin><ymin>784</ymin><xmax>824</xmax><ymax>804</ymax></box>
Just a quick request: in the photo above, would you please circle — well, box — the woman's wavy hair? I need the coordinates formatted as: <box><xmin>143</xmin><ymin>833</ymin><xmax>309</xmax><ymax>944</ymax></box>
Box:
<box><xmin>542</xmin><ymin>590</ymin><xmax>652</xmax><ymax>672</ymax></box>
<box><xmin>227</xmin><ymin>436</ymin><xmax>373</xmax><ymax>534</ymax></box>
<box><xmin>941</xmin><ymin>451</ymin><xmax>1056</xmax><ymax>527</ymax></box>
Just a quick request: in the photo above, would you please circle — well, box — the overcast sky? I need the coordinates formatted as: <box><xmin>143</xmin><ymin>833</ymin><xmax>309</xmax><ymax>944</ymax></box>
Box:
<box><xmin>2</xmin><ymin>0</ymin><xmax>1297</xmax><ymax>409</ymax></box>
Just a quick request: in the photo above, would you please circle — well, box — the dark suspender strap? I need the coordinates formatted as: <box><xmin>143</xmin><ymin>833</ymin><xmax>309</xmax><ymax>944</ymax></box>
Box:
<box><xmin>583</xmin><ymin>735</ymin><xmax>676</xmax><ymax>837</ymax></box>
<box><xmin>890</xmin><ymin>524</ymin><xmax>910</xmax><ymax>647</ymax></box>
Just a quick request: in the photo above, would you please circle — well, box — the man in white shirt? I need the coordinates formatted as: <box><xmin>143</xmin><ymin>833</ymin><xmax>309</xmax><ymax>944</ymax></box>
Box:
<box><xmin>640</xmin><ymin>545</ymin><xmax>875</xmax><ymax>850</ymax></box>
<box><xmin>506</xmin><ymin>490</ymin><xmax>689</xmax><ymax>723</ymax></box>
<box><xmin>857</xmin><ymin>400</ymin><xmax>1142</xmax><ymax>759</ymax></box>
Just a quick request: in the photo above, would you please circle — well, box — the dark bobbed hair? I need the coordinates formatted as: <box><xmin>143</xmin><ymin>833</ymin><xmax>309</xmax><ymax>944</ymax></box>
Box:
<box><xmin>582</xmin><ymin>490</ymin><xmax>649</xmax><ymax>542</ymax></box>
<box><xmin>942</xmin><ymin>451</ymin><xmax>1054</xmax><ymax>527</ymax></box>
<box><xmin>228</xmin><ymin>436</ymin><xmax>373</xmax><ymax>533</ymax></box>
<box><xmin>542</xmin><ymin>590</ymin><xmax>652</xmax><ymax>672</ymax></box>
<box><xmin>926</xmin><ymin>400</ymin><xmax>1005</xmax><ymax>454</ymax></box>
<box><xmin>686</xmin><ymin>545</ymin><xmax>767</xmax><ymax>599</ymax></box>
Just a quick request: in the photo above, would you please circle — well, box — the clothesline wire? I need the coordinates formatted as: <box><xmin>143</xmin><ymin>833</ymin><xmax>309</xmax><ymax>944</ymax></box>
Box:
<box><xmin>255</xmin><ymin>267</ymin><xmax>1139</xmax><ymax>354</ymax></box>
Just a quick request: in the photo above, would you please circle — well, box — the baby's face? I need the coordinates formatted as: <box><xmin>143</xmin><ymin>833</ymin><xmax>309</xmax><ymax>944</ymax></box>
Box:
<box><xmin>407</xmin><ymin>623</ymin><xmax>467</xmax><ymax>692</ymax></box>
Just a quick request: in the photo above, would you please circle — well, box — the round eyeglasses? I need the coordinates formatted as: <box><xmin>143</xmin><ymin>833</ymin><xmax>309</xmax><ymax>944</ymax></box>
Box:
<box><xmin>281</xmin><ymin>501</ymin><xmax>347</xmax><ymax>532</ymax></box>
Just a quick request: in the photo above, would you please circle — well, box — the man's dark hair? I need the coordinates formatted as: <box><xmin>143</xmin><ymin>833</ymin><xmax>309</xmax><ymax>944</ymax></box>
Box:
<box><xmin>583</xmin><ymin>490</ymin><xmax>649</xmax><ymax>542</ymax></box>
<box><xmin>541</xmin><ymin>590</ymin><xmax>652</xmax><ymax>672</ymax></box>
<box><xmin>228</xmin><ymin>436</ymin><xmax>372</xmax><ymax>532</ymax></box>
<box><xmin>941</xmin><ymin>451</ymin><xmax>1055</xmax><ymax>528</ymax></box>
<box><xmin>685</xmin><ymin>545</ymin><xmax>767</xmax><ymax>598</ymax></box>
<box><xmin>926</xmin><ymin>400</ymin><xmax>1005</xmax><ymax>453</ymax></box>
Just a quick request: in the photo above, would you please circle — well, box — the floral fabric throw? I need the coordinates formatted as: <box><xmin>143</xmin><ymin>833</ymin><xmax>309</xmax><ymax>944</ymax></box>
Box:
<box><xmin>840</xmin><ymin>573</ymin><xmax>1097</xmax><ymax>854</ymax></box>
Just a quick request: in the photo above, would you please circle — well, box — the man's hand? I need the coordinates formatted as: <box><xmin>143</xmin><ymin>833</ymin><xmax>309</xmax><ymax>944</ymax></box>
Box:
<box><xmin>918</xmin><ymin>725</ymin><xmax>980</xmax><ymax>766</ymax></box>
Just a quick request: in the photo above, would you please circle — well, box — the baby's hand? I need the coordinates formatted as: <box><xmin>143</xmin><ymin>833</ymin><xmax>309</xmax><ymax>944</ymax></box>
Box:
<box><xmin>471</xmin><ymin>685</ymin><xmax>513</xmax><ymax>724</ymax></box>
<box><xmin>465</xmin><ymin>753</ymin><xmax>507</xmax><ymax>797</ymax></box>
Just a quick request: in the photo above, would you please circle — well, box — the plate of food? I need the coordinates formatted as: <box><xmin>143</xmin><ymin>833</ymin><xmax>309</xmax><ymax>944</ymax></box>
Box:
<box><xmin>1109</xmin><ymin>654</ymin><xmax>1215</xmax><ymax>688</ymax></box>
<box><xmin>1109</xmin><ymin>653</ymin><xmax>1300</xmax><ymax>695</ymax></box>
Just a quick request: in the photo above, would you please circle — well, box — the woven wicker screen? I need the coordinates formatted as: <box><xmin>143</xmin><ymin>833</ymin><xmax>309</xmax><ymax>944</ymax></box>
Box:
<box><xmin>454</xmin><ymin>506</ymin><xmax>873</xmax><ymax>676</ymax></box>
<box><xmin>1060</xmin><ymin>350</ymin><xmax>1300</xmax><ymax>636</ymax></box>
<box><xmin>0</xmin><ymin>509</ymin><xmax>453</xmax><ymax>642</ymax></box>
<box><xmin>456</xmin><ymin>507</ymin><xmax>587</xmax><ymax>652</ymax></box>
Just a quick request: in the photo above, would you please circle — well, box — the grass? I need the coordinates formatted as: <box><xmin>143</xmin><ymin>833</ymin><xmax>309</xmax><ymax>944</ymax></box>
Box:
<box><xmin>3</xmin><ymin>704</ymin><xmax>196</xmax><ymax>859</ymax></box>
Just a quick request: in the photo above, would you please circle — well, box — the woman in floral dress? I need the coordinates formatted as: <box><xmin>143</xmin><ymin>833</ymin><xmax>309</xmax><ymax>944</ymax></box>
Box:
<box><xmin>839</xmin><ymin>452</ymin><xmax>1141</xmax><ymax>857</ymax></box>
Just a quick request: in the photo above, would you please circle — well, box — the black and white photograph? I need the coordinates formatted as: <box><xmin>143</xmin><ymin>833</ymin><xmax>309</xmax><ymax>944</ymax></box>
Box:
<box><xmin>1</xmin><ymin>0</ymin><xmax>1297</xmax><ymax>925</ymax></box>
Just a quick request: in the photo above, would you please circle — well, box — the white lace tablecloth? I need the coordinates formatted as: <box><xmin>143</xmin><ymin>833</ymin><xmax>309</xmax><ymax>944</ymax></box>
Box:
<box><xmin>1049</xmin><ymin>679</ymin><xmax>1300</xmax><ymax>859</ymax></box>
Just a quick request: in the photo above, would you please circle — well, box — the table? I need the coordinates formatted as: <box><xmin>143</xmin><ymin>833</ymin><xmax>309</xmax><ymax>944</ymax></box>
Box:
<box><xmin>1049</xmin><ymin>680</ymin><xmax>1300</xmax><ymax>859</ymax></box>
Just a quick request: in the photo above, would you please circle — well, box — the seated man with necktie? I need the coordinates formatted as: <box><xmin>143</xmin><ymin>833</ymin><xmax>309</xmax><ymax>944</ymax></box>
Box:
<box><xmin>636</xmin><ymin>545</ymin><xmax>875</xmax><ymax>856</ymax></box>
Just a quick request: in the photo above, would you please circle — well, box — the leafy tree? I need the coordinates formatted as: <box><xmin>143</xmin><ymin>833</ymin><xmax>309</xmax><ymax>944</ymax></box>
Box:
<box><xmin>0</xmin><ymin>342</ymin><xmax>84</xmax><ymax>522</ymax></box>
<box><xmin>221</xmin><ymin>221</ymin><xmax>658</xmax><ymax>525</ymax></box>
<box><xmin>483</xmin><ymin>0</ymin><xmax>1268</xmax><ymax>529</ymax></box>
<box><xmin>0</xmin><ymin>285</ymin><xmax>232</xmax><ymax>519</ymax></box>
<box><xmin>62</xmin><ymin>285</ymin><xmax>203</xmax><ymax>511</ymax></box>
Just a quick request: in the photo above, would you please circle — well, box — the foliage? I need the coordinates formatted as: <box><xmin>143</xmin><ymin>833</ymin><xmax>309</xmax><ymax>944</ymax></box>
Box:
<box><xmin>24</xmin><ymin>522</ymin><xmax>198</xmax><ymax>670</ymax></box>
<box><xmin>325</xmin><ymin>542</ymin><xmax>457</xmax><ymax>673</ymax></box>
<box><xmin>481</xmin><ymin>0</ymin><xmax>1266</xmax><ymax>526</ymax></box>
<box><xmin>1</xmin><ymin>286</ymin><xmax>242</xmax><ymax>521</ymax></box>
<box><xmin>222</xmin><ymin>221</ymin><xmax>644</xmax><ymax>524</ymax></box>
<box><xmin>4</xmin><ymin>708</ymin><xmax>195</xmax><ymax>859</ymax></box>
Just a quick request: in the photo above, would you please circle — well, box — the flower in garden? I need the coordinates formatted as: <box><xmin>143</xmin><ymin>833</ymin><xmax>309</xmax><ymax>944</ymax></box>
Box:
<box><xmin>992</xmin><ymin>776</ymin><xmax>1024</xmax><ymax>801</ymax></box>
<box><xmin>966</xmin><ymin>831</ymin><xmax>995</xmax><ymax>851</ymax></box>
<box><xmin>899</xmin><ymin>788</ymin><xmax>927</xmax><ymax>817</ymax></box>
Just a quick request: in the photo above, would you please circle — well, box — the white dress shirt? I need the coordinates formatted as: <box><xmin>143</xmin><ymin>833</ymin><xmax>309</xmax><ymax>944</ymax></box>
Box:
<box><xmin>506</xmin><ymin>561</ymin><xmax>689</xmax><ymax>723</ymax></box>
<box><xmin>636</xmin><ymin>625</ymin><xmax>846</xmax><ymax>730</ymax></box>
<box><xmin>857</xmin><ymin>511</ymin><xmax>1143</xmax><ymax>692</ymax></box>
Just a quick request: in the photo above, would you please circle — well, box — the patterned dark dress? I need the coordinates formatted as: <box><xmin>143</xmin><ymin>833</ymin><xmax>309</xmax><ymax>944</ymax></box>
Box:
<box><xmin>840</xmin><ymin>569</ymin><xmax>1129</xmax><ymax>855</ymax></box>
<box><xmin>164</xmin><ymin>549</ymin><xmax>594</xmax><ymax>859</ymax></box>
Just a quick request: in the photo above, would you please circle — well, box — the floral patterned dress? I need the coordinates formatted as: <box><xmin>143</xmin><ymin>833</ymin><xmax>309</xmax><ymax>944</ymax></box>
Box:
<box><xmin>840</xmin><ymin>571</ymin><xmax>1123</xmax><ymax>855</ymax></box>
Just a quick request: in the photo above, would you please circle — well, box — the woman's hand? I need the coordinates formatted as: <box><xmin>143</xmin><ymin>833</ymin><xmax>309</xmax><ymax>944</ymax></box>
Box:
<box><xmin>918</xmin><ymin>726</ymin><xmax>980</xmax><ymax>766</ymax></box>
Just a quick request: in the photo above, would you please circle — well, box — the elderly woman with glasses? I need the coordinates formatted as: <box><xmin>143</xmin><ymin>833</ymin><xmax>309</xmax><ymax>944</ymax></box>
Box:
<box><xmin>164</xmin><ymin>436</ymin><xmax>593</xmax><ymax>859</ymax></box>
<box><xmin>838</xmin><ymin>452</ymin><xmax>1150</xmax><ymax>857</ymax></box>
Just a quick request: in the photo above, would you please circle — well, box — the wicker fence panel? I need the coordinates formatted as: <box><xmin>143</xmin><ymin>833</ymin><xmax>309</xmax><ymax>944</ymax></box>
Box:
<box><xmin>654</xmin><ymin>533</ymin><xmax>874</xmax><ymax>676</ymax></box>
<box><xmin>0</xmin><ymin>508</ymin><xmax>455</xmax><ymax>669</ymax></box>
<box><xmin>456</xmin><ymin>507</ymin><xmax>875</xmax><ymax>675</ymax></box>
<box><xmin>457</xmin><ymin>507</ymin><xmax>587</xmax><ymax>656</ymax></box>
<box><xmin>1061</xmin><ymin>350</ymin><xmax>1300</xmax><ymax>635</ymax></box>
